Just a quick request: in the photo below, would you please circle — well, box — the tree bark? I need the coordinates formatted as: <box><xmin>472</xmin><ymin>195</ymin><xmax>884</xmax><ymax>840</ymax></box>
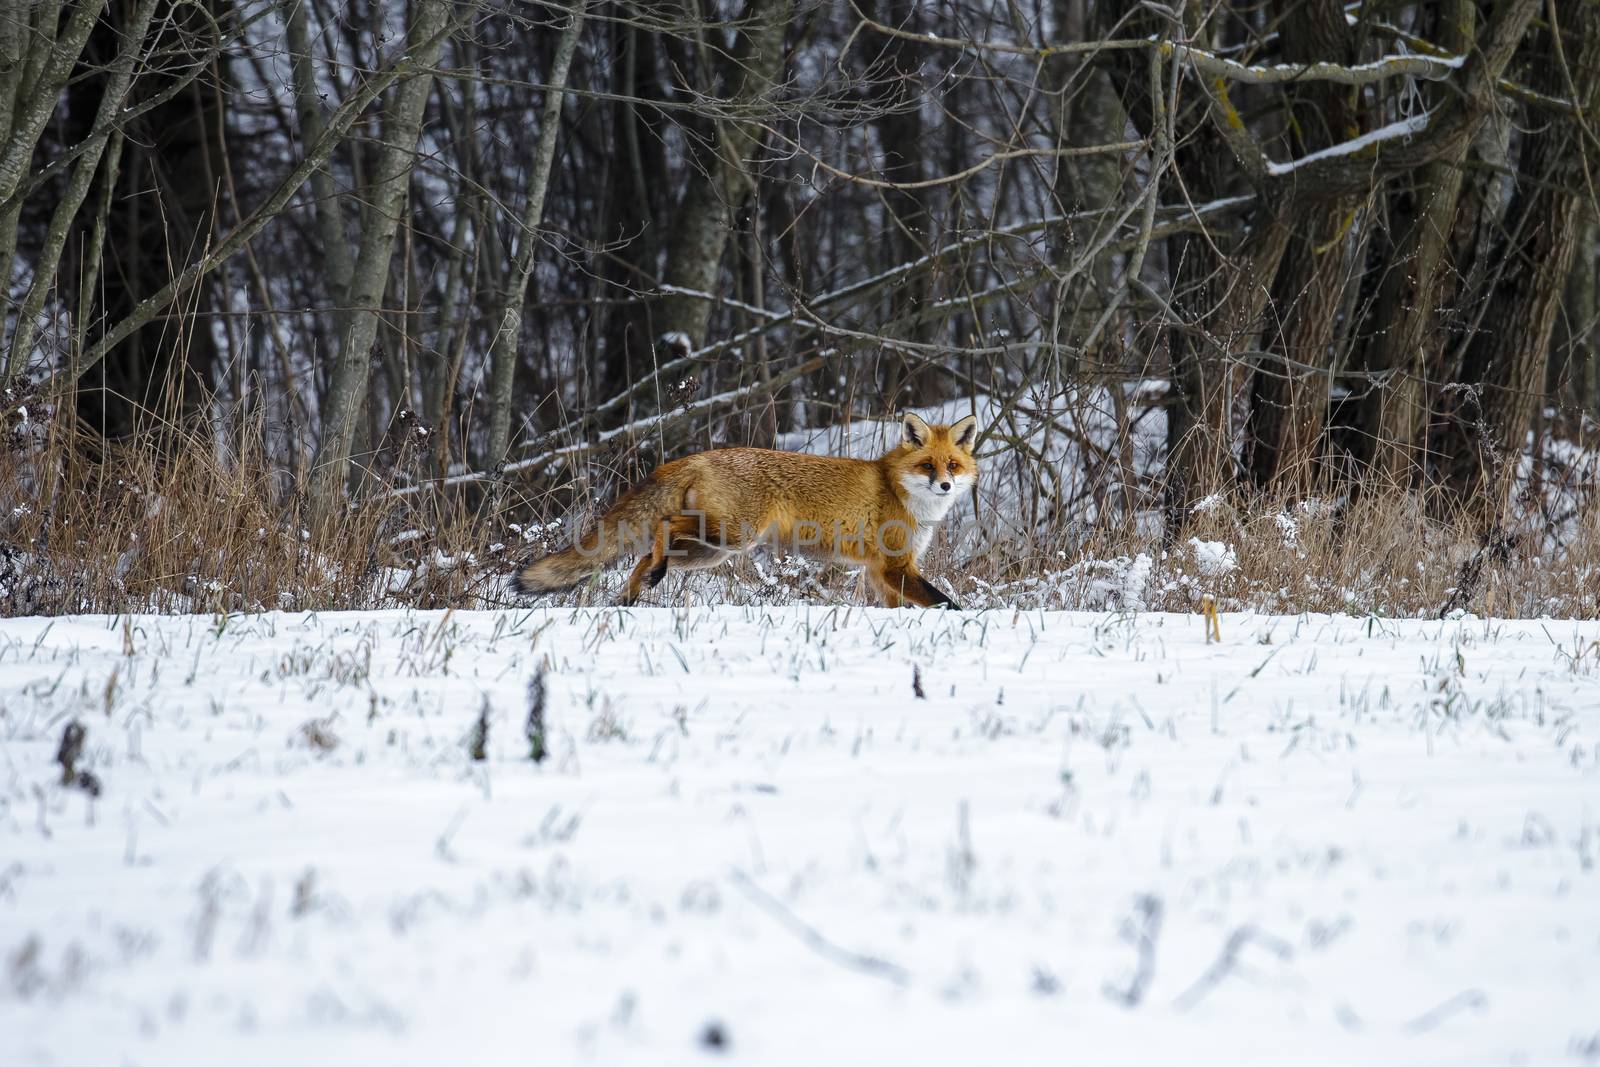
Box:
<box><xmin>1351</xmin><ymin>0</ymin><xmax>1476</xmax><ymax>486</ymax></box>
<box><xmin>1551</xmin><ymin>214</ymin><xmax>1597</xmax><ymax>421</ymax></box>
<box><xmin>594</xmin><ymin>13</ymin><xmax>668</xmax><ymax>402</ymax></box>
<box><xmin>485</xmin><ymin>0</ymin><xmax>587</xmax><ymax>465</ymax></box>
<box><xmin>1246</xmin><ymin>0</ymin><xmax>1358</xmax><ymax>492</ymax></box>
<box><xmin>869</xmin><ymin>0</ymin><xmax>940</xmax><ymax>405</ymax></box>
<box><xmin>5</xmin><ymin>0</ymin><xmax>158</xmax><ymax>381</ymax></box>
<box><xmin>0</xmin><ymin>0</ymin><xmax>108</xmax><ymax>358</ymax></box>
<box><xmin>286</xmin><ymin>0</ymin><xmax>355</xmax><ymax>327</ymax></box>
<box><xmin>309</xmin><ymin>0</ymin><xmax>451</xmax><ymax>518</ymax></box>
<box><xmin>1435</xmin><ymin>1</ymin><xmax>1600</xmax><ymax>515</ymax></box>
<box><xmin>653</xmin><ymin>0</ymin><xmax>791</xmax><ymax>348</ymax></box>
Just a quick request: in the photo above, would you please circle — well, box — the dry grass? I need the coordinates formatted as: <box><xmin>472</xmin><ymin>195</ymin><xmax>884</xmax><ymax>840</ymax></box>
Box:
<box><xmin>958</xmin><ymin>488</ymin><xmax>1600</xmax><ymax>619</ymax></box>
<box><xmin>0</xmin><ymin>411</ymin><xmax>504</xmax><ymax>615</ymax></box>
<box><xmin>3</xmin><ymin>401</ymin><xmax>1597</xmax><ymax>620</ymax></box>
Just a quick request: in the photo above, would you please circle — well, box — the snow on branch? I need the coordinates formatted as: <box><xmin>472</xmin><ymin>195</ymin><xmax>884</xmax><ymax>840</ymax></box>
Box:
<box><xmin>1165</xmin><ymin>42</ymin><xmax>1464</xmax><ymax>86</ymax></box>
<box><xmin>1265</xmin><ymin>112</ymin><xmax>1432</xmax><ymax>177</ymax></box>
<box><xmin>851</xmin><ymin>3</ymin><xmax>1467</xmax><ymax>90</ymax></box>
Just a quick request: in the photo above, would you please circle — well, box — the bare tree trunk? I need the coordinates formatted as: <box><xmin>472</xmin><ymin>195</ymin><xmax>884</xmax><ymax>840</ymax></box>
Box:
<box><xmin>1245</xmin><ymin>0</ymin><xmax>1357</xmax><ymax>493</ymax></box>
<box><xmin>1099</xmin><ymin>3</ymin><xmax>1279</xmax><ymax>524</ymax></box>
<box><xmin>0</xmin><ymin>0</ymin><xmax>108</xmax><ymax>359</ymax></box>
<box><xmin>4</xmin><ymin>0</ymin><xmax>158</xmax><ymax>380</ymax></box>
<box><xmin>653</xmin><ymin>0</ymin><xmax>791</xmax><ymax>347</ymax></box>
<box><xmin>1436</xmin><ymin>1</ymin><xmax>1600</xmax><ymax>514</ymax></box>
<box><xmin>1247</xmin><ymin>212</ymin><xmax>1349</xmax><ymax>492</ymax></box>
<box><xmin>594</xmin><ymin>13</ymin><xmax>667</xmax><ymax>402</ymax></box>
<box><xmin>1047</xmin><ymin>0</ymin><xmax>1125</xmax><ymax>372</ymax></box>
<box><xmin>745</xmin><ymin>184</ymin><xmax>777</xmax><ymax>445</ymax></box>
<box><xmin>63</xmin><ymin>3</ymin><xmax>453</xmax><ymax>407</ymax></box>
<box><xmin>66</xmin><ymin>0</ymin><xmax>232</xmax><ymax>438</ymax></box>
<box><xmin>429</xmin><ymin>64</ymin><xmax>483</xmax><ymax>479</ymax></box>
<box><xmin>0</xmin><ymin>0</ymin><xmax>106</xmax><ymax>205</ymax></box>
<box><xmin>1551</xmin><ymin>214</ymin><xmax>1597</xmax><ymax>421</ymax></box>
<box><xmin>0</xmin><ymin>0</ymin><xmax>25</xmax><ymax>154</ymax></box>
<box><xmin>1351</xmin><ymin>0</ymin><xmax>1476</xmax><ymax>486</ymax></box>
<box><xmin>1167</xmin><ymin>218</ymin><xmax>1291</xmax><ymax>518</ymax></box>
<box><xmin>870</xmin><ymin>0</ymin><xmax>940</xmax><ymax>405</ymax></box>
<box><xmin>286</xmin><ymin>0</ymin><xmax>355</xmax><ymax>326</ymax></box>
<box><xmin>309</xmin><ymin>0</ymin><xmax>450</xmax><ymax>518</ymax></box>
<box><xmin>485</xmin><ymin>0</ymin><xmax>587</xmax><ymax>465</ymax></box>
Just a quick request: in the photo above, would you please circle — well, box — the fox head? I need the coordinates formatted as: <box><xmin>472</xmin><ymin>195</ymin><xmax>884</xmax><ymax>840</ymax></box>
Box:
<box><xmin>893</xmin><ymin>412</ymin><xmax>980</xmax><ymax>517</ymax></box>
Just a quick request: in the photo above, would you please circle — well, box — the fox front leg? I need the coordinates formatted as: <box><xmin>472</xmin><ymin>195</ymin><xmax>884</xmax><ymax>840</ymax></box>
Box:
<box><xmin>916</xmin><ymin>576</ymin><xmax>962</xmax><ymax>610</ymax></box>
<box><xmin>874</xmin><ymin>565</ymin><xmax>961</xmax><ymax>609</ymax></box>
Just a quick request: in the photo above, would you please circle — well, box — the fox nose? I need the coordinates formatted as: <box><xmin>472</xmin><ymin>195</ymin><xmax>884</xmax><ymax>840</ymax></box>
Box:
<box><xmin>939</xmin><ymin>481</ymin><xmax>952</xmax><ymax>492</ymax></box>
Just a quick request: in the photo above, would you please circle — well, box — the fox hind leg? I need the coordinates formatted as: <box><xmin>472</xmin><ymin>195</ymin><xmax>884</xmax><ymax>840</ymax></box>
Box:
<box><xmin>621</xmin><ymin>553</ymin><xmax>662</xmax><ymax>606</ymax></box>
<box><xmin>621</xmin><ymin>517</ymin><xmax>674</xmax><ymax>605</ymax></box>
<box><xmin>620</xmin><ymin>514</ymin><xmax>736</xmax><ymax>605</ymax></box>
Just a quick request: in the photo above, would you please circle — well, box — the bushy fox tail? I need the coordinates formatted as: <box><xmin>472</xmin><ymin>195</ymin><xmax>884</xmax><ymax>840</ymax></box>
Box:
<box><xmin>511</xmin><ymin>476</ymin><xmax>682</xmax><ymax>596</ymax></box>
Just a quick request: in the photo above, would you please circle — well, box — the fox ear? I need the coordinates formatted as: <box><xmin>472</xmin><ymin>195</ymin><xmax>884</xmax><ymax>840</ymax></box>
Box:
<box><xmin>901</xmin><ymin>412</ymin><xmax>930</xmax><ymax>448</ymax></box>
<box><xmin>950</xmin><ymin>414</ymin><xmax>979</xmax><ymax>450</ymax></box>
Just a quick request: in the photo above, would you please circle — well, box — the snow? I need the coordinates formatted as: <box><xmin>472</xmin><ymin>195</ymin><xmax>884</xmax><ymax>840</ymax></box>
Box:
<box><xmin>1266</xmin><ymin>113</ymin><xmax>1432</xmax><ymax>177</ymax></box>
<box><xmin>2</xmin><ymin>608</ymin><xmax>1598</xmax><ymax>1066</ymax></box>
<box><xmin>1047</xmin><ymin>552</ymin><xmax>1157</xmax><ymax>611</ymax></box>
<box><xmin>1274</xmin><ymin>512</ymin><xmax>1300</xmax><ymax>549</ymax></box>
<box><xmin>1186</xmin><ymin>538</ymin><xmax>1239</xmax><ymax>577</ymax></box>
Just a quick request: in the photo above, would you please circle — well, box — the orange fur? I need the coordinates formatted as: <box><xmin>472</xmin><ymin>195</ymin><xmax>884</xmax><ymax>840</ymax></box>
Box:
<box><xmin>513</xmin><ymin>413</ymin><xmax>980</xmax><ymax>608</ymax></box>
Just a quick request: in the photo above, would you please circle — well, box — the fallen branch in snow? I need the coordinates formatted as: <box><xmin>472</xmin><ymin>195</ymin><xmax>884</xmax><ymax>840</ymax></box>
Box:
<box><xmin>730</xmin><ymin>869</ymin><xmax>911</xmax><ymax>987</ymax></box>
<box><xmin>1171</xmin><ymin>925</ymin><xmax>1293</xmax><ymax>1011</ymax></box>
<box><xmin>1399</xmin><ymin>989</ymin><xmax>1488</xmax><ymax>1034</ymax></box>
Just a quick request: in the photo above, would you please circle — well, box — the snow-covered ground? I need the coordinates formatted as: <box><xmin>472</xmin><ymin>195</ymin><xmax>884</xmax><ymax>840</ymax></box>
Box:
<box><xmin>2</xmin><ymin>607</ymin><xmax>1598</xmax><ymax>1065</ymax></box>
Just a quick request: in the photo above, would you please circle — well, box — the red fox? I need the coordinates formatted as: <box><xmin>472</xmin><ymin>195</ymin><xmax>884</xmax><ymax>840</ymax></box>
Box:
<box><xmin>512</xmin><ymin>412</ymin><xmax>979</xmax><ymax>608</ymax></box>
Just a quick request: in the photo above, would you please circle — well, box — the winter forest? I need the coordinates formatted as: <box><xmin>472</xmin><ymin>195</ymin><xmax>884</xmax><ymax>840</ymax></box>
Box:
<box><xmin>0</xmin><ymin>0</ymin><xmax>1596</xmax><ymax>614</ymax></box>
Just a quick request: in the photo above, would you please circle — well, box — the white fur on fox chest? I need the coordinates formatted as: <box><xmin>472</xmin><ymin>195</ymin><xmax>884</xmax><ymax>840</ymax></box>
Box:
<box><xmin>897</xmin><ymin>473</ymin><xmax>970</xmax><ymax>560</ymax></box>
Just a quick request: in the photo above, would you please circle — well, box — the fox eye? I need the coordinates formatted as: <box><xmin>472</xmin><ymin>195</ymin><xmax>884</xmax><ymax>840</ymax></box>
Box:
<box><xmin>920</xmin><ymin>462</ymin><xmax>935</xmax><ymax>472</ymax></box>
<box><xmin>947</xmin><ymin>462</ymin><xmax>958</xmax><ymax>473</ymax></box>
